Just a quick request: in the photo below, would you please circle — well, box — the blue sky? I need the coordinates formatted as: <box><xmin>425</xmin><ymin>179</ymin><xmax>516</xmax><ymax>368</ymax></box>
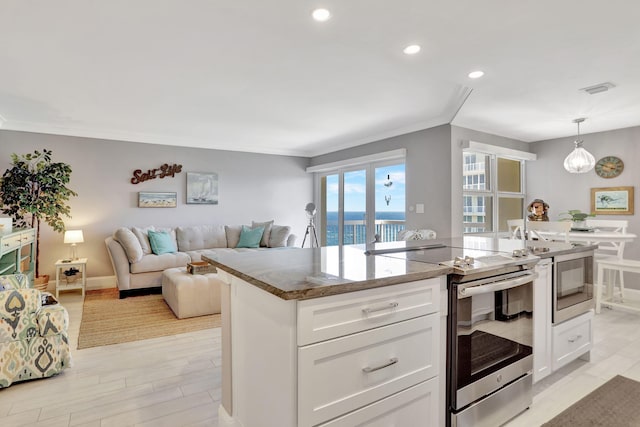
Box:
<box><xmin>325</xmin><ymin>164</ymin><xmax>405</xmax><ymax>212</ymax></box>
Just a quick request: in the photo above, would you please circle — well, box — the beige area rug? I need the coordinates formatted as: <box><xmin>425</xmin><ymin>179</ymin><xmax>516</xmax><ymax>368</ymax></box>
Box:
<box><xmin>77</xmin><ymin>288</ymin><xmax>220</xmax><ymax>349</ymax></box>
<box><xmin>542</xmin><ymin>375</ymin><xmax>640</xmax><ymax>426</ymax></box>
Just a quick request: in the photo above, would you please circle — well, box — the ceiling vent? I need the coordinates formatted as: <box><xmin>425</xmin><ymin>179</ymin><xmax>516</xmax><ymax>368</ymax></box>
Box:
<box><xmin>580</xmin><ymin>82</ymin><xmax>616</xmax><ymax>95</ymax></box>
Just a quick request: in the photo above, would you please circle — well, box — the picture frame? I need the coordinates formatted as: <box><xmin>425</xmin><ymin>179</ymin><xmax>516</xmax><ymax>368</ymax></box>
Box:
<box><xmin>186</xmin><ymin>172</ymin><xmax>219</xmax><ymax>205</ymax></box>
<box><xmin>138</xmin><ymin>192</ymin><xmax>177</xmax><ymax>208</ymax></box>
<box><xmin>591</xmin><ymin>186</ymin><xmax>634</xmax><ymax>215</ymax></box>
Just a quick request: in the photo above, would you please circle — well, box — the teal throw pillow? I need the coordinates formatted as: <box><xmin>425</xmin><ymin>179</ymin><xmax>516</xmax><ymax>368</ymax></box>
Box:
<box><xmin>236</xmin><ymin>225</ymin><xmax>264</xmax><ymax>248</ymax></box>
<box><xmin>148</xmin><ymin>230</ymin><xmax>177</xmax><ymax>255</ymax></box>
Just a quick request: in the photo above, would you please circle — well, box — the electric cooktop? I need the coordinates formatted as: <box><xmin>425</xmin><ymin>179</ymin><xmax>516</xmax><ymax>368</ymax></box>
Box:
<box><xmin>365</xmin><ymin>237</ymin><xmax>540</xmax><ymax>274</ymax></box>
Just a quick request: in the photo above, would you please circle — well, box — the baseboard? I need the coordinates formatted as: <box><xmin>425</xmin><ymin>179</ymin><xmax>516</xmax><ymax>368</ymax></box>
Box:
<box><xmin>37</xmin><ymin>275</ymin><xmax>116</xmax><ymax>293</ymax></box>
<box><xmin>218</xmin><ymin>404</ymin><xmax>239</xmax><ymax>427</ymax></box>
<box><xmin>86</xmin><ymin>275</ymin><xmax>117</xmax><ymax>290</ymax></box>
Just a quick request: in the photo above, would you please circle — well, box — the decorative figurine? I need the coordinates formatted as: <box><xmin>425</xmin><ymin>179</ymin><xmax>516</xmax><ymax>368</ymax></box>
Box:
<box><xmin>527</xmin><ymin>199</ymin><xmax>549</xmax><ymax>221</ymax></box>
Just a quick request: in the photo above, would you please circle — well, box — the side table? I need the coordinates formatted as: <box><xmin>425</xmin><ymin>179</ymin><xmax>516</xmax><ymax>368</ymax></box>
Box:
<box><xmin>55</xmin><ymin>258</ymin><xmax>87</xmax><ymax>299</ymax></box>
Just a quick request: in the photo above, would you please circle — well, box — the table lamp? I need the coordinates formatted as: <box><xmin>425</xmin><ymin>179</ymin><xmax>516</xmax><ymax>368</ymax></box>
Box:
<box><xmin>64</xmin><ymin>229</ymin><xmax>84</xmax><ymax>260</ymax></box>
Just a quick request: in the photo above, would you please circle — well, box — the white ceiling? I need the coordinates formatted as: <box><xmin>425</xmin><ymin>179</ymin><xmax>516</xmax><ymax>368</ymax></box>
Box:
<box><xmin>1</xmin><ymin>1</ymin><xmax>639</xmax><ymax>157</ymax></box>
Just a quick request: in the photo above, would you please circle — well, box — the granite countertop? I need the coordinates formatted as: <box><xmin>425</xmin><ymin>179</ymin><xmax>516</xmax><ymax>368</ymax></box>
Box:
<box><xmin>201</xmin><ymin>245</ymin><xmax>451</xmax><ymax>301</ymax></box>
<box><xmin>201</xmin><ymin>237</ymin><xmax>596</xmax><ymax>301</ymax></box>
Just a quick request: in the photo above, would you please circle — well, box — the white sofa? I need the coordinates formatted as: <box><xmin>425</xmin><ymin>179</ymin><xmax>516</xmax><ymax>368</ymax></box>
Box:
<box><xmin>105</xmin><ymin>223</ymin><xmax>296</xmax><ymax>298</ymax></box>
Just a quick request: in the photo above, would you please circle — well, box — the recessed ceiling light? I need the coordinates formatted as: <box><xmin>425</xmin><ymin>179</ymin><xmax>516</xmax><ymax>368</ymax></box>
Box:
<box><xmin>403</xmin><ymin>45</ymin><xmax>421</xmax><ymax>55</ymax></box>
<box><xmin>312</xmin><ymin>8</ymin><xmax>331</xmax><ymax>22</ymax></box>
<box><xmin>468</xmin><ymin>70</ymin><xmax>485</xmax><ymax>79</ymax></box>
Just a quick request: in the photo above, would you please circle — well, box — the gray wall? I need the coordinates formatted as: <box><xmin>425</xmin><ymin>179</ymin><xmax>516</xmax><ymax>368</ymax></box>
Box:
<box><xmin>309</xmin><ymin>124</ymin><xmax>532</xmax><ymax>239</ymax></box>
<box><xmin>528</xmin><ymin>125</ymin><xmax>640</xmax><ymax>261</ymax></box>
<box><xmin>0</xmin><ymin>130</ymin><xmax>312</xmax><ymax>281</ymax></box>
<box><xmin>310</xmin><ymin>125</ymin><xmax>454</xmax><ymax>238</ymax></box>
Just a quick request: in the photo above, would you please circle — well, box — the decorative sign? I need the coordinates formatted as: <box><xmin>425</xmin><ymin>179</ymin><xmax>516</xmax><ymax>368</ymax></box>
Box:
<box><xmin>131</xmin><ymin>163</ymin><xmax>182</xmax><ymax>184</ymax></box>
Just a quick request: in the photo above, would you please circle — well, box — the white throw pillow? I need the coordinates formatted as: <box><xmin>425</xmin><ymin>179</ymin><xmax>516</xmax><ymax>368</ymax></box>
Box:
<box><xmin>251</xmin><ymin>220</ymin><xmax>274</xmax><ymax>247</ymax></box>
<box><xmin>132</xmin><ymin>226</ymin><xmax>155</xmax><ymax>254</ymax></box>
<box><xmin>269</xmin><ymin>225</ymin><xmax>291</xmax><ymax>248</ymax></box>
<box><xmin>225</xmin><ymin>225</ymin><xmax>243</xmax><ymax>248</ymax></box>
<box><xmin>114</xmin><ymin>228</ymin><xmax>144</xmax><ymax>263</ymax></box>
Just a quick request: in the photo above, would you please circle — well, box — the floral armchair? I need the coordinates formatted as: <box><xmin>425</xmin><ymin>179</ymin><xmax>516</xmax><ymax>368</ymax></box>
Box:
<box><xmin>0</xmin><ymin>274</ymin><xmax>71</xmax><ymax>388</ymax></box>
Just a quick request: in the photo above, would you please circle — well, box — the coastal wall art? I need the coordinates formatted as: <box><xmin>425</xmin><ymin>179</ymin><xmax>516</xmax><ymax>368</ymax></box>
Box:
<box><xmin>591</xmin><ymin>186</ymin><xmax>634</xmax><ymax>215</ymax></box>
<box><xmin>138</xmin><ymin>191</ymin><xmax>178</xmax><ymax>208</ymax></box>
<box><xmin>186</xmin><ymin>172</ymin><xmax>219</xmax><ymax>205</ymax></box>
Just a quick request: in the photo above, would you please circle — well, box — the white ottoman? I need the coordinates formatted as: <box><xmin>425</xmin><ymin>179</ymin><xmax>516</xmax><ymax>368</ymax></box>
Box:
<box><xmin>162</xmin><ymin>267</ymin><xmax>222</xmax><ymax>319</ymax></box>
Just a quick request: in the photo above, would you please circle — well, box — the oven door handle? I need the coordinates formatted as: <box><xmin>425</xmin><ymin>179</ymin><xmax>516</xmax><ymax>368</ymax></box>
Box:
<box><xmin>458</xmin><ymin>272</ymin><xmax>537</xmax><ymax>297</ymax></box>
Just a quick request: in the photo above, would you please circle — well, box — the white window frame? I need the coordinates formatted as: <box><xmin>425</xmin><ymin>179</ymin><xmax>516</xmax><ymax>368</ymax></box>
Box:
<box><xmin>308</xmin><ymin>150</ymin><xmax>406</xmax><ymax>246</ymax></box>
<box><xmin>462</xmin><ymin>142</ymin><xmax>535</xmax><ymax>236</ymax></box>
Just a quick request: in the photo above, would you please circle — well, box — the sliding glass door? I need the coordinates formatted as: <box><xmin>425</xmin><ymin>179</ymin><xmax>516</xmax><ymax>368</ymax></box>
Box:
<box><xmin>319</xmin><ymin>162</ymin><xmax>405</xmax><ymax>246</ymax></box>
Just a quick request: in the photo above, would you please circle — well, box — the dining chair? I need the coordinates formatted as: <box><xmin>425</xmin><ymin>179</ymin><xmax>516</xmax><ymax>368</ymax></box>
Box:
<box><xmin>526</xmin><ymin>221</ymin><xmax>571</xmax><ymax>243</ymax></box>
<box><xmin>585</xmin><ymin>219</ymin><xmax>629</xmax><ymax>306</ymax></box>
<box><xmin>507</xmin><ymin>219</ymin><xmax>525</xmax><ymax>240</ymax></box>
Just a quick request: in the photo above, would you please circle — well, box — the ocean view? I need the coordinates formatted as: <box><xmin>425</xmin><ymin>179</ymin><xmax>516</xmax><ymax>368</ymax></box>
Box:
<box><xmin>324</xmin><ymin>211</ymin><xmax>405</xmax><ymax>245</ymax></box>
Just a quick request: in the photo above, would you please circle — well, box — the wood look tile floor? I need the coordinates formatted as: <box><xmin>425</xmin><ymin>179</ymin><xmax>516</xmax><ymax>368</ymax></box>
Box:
<box><xmin>1</xmin><ymin>292</ymin><xmax>639</xmax><ymax>426</ymax></box>
<box><xmin>0</xmin><ymin>292</ymin><xmax>221</xmax><ymax>427</ymax></box>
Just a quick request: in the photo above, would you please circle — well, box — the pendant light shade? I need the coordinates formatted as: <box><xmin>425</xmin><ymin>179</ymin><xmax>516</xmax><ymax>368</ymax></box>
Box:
<box><xmin>563</xmin><ymin>118</ymin><xmax>595</xmax><ymax>173</ymax></box>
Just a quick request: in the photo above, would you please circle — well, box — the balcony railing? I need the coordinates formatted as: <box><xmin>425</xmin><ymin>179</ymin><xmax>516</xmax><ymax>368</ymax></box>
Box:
<box><xmin>326</xmin><ymin>220</ymin><xmax>405</xmax><ymax>245</ymax></box>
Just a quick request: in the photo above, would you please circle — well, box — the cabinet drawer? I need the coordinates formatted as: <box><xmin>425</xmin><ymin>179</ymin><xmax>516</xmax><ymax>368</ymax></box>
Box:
<box><xmin>317</xmin><ymin>377</ymin><xmax>439</xmax><ymax>427</ymax></box>
<box><xmin>20</xmin><ymin>229</ymin><xmax>35</xmax><ymax>244</ymax></box>
<box><xmin>552</xmin><ymin>310</ymin><xmax>593</xmax><ymax>371</ymax></box>
<box><xmin>1</xmin><ymin>235</ymin><xmax>21</xmax><ymax>253</ymax></box>
<box><xmin>298</xmin><ymin>314</ymin><xmax>439</xmax><ymax>427</ymax></box>
<box><xmin>297</xmin><ymin>278</ymin><xmax>440</xmax><ymax>345</ymax></box>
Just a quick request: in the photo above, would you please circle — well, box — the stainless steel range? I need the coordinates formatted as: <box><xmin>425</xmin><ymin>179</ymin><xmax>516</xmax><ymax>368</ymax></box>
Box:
<box><xmin>369</xmin><ymin>237</ymin><xmax>540</xmax><ymax>427</ymax></box>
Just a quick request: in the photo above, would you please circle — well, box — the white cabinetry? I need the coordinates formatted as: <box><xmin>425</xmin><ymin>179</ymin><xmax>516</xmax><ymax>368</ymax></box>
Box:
<box><xmin>0</xmin><ymin>228</ymin><xmax>36</xmax><ymax>278</ymax></box>
<box><xmin>552</xmin><ymin>310</ymin><xmax>593</xmax><ymax>371</ymax></box>
<box><xmin>220</xmin><ymin>275</ymin><xmax>444</xmax><ymax>427</ymax></box>
<box><xmin>297</xmin><ymin>278</ymin><xmax>441</xmax><ymax>427</ymax></box>
<box><xmin>533</xmin><ymin>259</ymin><xmax>552</xmax><ymax>383</ymax></box>
<box><xmin>533</xmin><ymin>256</ymin><xmax>593</xmax><ymax>383</ymax></box>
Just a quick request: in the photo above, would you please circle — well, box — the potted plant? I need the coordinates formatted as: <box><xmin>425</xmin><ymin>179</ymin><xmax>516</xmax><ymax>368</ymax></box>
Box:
<box><xmin>0</xmin><ymin>149</ymin><xmax>77</xmax><ymax>288</ymax></box>
<box><xmin>559</xmin><ymin>209</ymin><xmax>595</xmax><ymax>228</ymax></box>
<box><xmin>63</xmin><ymin>267</ymin><xmax>80</xmax><ymax>284</ymax></box>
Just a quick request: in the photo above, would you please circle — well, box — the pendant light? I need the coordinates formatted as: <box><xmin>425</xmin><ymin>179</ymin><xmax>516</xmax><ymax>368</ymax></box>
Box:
<box><xmin>563</xmin><ymin>117</ymin><xmax>595</xmax><ymax>173</ymax></box>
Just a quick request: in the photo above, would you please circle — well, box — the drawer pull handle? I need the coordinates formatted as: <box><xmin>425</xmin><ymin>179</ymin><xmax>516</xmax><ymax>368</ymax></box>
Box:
<box><xmin>362</xmin><ymin>357</ymin><xmax>398</xmax><ymax>373</ymax></box>
<box><xmin>568</xmin><ymin>335</ymin><xmax>582</xmax><ymax>343</ymax></box>
<box><xmin>362</xmin><ymin>302</ymin><xmax>399</xmax><ymax>314</ymax></box>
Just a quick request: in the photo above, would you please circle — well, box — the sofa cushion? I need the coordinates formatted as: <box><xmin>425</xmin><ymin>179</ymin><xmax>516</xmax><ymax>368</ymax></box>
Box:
<box><xmin>148</xmin><ymin>230</ymin><xmax>177</xmax><ymax>255</ymax></box>
<box><xmin>269</xmin><ymin>225</ymin><xmax>292</xmax><ymax>248</ymax></box>
<box><xmin>237</xmin><ymin>225</ymin><xmax>264</xmax><ymax>248</ymax></box>
<box><xmin>132</xmin><ymin>226</ymin><xmax>155</xmax><ymax>254</ymax></box>
<box><xmin>113</xmin><ymin>227</ymin><xmax>144</xmax><ymax>263</ymax></box>
<box><xmin>251</xmin><ymin>220</ymin><xmax>274</xmax><ymax>247</ymax></box>
<box><xmin>176</xmin><ymin>225</ymin><xmax>227</xmax><ymax>251</ymax></box>
<box><xmin>133</xmin><ymin>226</ymin><xmax>177</xmax><ymax>254</ymax></box>
<box><xmin>130</xmin><ymin>252</ymin><xmax>191</xmax><ymax>274</ymax></box>
<box><xmin>225</xmin><ymin>225</ymin><xmax>243</xmax><ymax>248</ymax></box>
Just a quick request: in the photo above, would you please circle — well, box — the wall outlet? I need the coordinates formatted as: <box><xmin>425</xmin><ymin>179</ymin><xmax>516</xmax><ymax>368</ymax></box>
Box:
<box><xmin>416</xmin><ymin>203</ymin><xmax>425</xmax><ymax>214</ymax></box>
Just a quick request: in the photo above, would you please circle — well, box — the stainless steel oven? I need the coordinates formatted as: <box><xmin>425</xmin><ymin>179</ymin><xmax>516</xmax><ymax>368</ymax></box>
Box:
<box><xmin>448</xmin><ymin>268</ymin><xmax>536</xmax><ymax>427</ymax></box>
<box><xmin>552</xmin><ymin>250</ymin><xmax>594</xmax><ymax>324</ymax></box>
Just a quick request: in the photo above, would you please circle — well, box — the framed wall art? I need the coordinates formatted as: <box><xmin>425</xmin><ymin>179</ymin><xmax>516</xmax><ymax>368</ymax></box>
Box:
<box><xmin>186</xmin><ymin>172</ymin><xmax>219</xmax><ymax>205</ymax></box>
<box><xmin>138</xmin><ymin>192</ymin><xmax>177</xmax><ymax>208</ymax></box>
<box><xmin>590</xmin><ymin>186</ymin><xmax>634</xmax><ymax>215</ymax></box>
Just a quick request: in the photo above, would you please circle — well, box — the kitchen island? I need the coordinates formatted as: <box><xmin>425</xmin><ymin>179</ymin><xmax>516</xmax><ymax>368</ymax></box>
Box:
<box><xmin>202</xmin><ymin>244</ymin><xmax>451</xmax><ymax>427</ymax></box>
<box><xmin>201</xmin><ymin>237</ymin><xmax>597</xmax><ymax>427</ymax></box>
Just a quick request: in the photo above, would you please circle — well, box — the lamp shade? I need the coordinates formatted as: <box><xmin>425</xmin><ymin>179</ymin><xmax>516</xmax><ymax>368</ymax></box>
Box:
<box><xmin>64</xmin><ymin>229</ymin><xmax>84</xmax><ymax>244</ymax></box>
<box><xmin>563</xmin><ymin>117</ymin><xmax>595</xmax><ymax>174</ymax></box>
<box><xmin>563</xmin><ymin>141</ymin><xmax>595</xmax><ymax>173</ymax></box>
